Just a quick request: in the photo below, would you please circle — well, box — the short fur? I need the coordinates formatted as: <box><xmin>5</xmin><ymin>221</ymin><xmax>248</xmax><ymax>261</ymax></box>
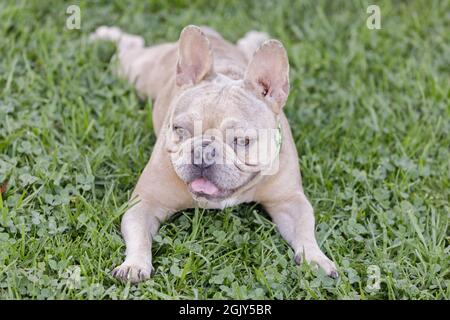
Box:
<box><xmin>90</xmin><ymin>25</ymin><xmax>337</xmax><ymax>283</ymax></box>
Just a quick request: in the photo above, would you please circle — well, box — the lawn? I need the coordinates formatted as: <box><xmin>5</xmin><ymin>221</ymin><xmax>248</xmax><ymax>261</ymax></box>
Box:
<box><xmin>0</xmin><ymin>0</ymin><xmax>448</xmax><ymax>299</ymax></box>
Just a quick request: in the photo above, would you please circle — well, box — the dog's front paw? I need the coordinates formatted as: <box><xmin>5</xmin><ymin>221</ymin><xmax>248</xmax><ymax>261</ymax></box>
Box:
<box><xmin>295</xmin><ymin>248</ymin><xmax>338</xmax><ymax>279</ymax></box>
<box><xmin>112</xmin><ymin>261</ymin><xmax>154</xmax><ymax>284</ymax></box>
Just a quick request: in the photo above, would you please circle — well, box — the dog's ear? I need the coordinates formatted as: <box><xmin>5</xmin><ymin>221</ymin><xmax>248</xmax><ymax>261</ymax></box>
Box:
<box><xmin>244</xmin><ymin>40</ymin><xmax>289</xmax><ymax>113</ymax></box>
<box><xmin>176</xmin><ymin>25</ymin><xmax>214</xmax><ymax>87</ymax></box>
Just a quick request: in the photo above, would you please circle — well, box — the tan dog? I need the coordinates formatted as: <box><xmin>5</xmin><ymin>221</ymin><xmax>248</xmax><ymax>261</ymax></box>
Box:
<box><xmin>90</xmin><ymin>25</ymin><xmax>337</xmax><ymax>283</ymax></box>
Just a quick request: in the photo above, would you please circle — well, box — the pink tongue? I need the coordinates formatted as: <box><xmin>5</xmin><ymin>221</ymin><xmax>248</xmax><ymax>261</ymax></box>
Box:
<box><xmin>191</xmin><ymin>178</ymin><xmax>219</xmax><ymax>195</ymax></box>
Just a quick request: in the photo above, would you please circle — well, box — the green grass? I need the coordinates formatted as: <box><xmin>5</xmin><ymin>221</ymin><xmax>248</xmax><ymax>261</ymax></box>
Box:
<box><xmin>0</xmin><ymin>0</ymin><xmax>449</xmax><ymax>299</ymax></box>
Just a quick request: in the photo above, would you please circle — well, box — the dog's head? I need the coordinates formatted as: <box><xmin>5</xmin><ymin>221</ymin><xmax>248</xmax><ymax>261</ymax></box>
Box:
<box><xmin>165</xmin><ymin>26</ymin><xmax>289</xmax><ymax>202</ymax></box>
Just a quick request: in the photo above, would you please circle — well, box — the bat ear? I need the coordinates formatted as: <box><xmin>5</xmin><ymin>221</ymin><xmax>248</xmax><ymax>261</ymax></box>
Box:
<box><xmin>244</xmin><ymin>40</ymin><xmax>290</xmax><ymax>113</ymax></box>
<box><xmin>176</xmin><ymin>25</ymin><xmax>214</xmax><ymax>87</ymax></box>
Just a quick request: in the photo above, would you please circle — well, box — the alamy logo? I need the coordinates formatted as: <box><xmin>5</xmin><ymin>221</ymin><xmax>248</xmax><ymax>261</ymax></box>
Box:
<box><xmin>170</xmin><ymin>119</ymin><xmax>281</xmax><ymax>176</ymax></box>
<box><xmin>366</xmin><ymin>265</ymin><xmax>381</xmax><ymax>291</ymax></box>
<box><xmin>366</xmin><ymin>5</ymin><xmax>381</xmax><ymax>30</ymax></box>
<box><xmin>66</xmin><ymin>5</ymin><xmax>81</xmax><ymax>30</ymax></box>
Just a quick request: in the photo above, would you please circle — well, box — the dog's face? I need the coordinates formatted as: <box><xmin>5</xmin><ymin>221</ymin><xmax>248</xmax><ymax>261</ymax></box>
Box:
<box><xmin>167</xmin><ymin>81</ymin><xmax>275</xmax><ymax>201</ymax></box>
<box><xmin>165</xmin><ymin>26</ymin><xmax>289</xmax><ymax>202</ymax></box>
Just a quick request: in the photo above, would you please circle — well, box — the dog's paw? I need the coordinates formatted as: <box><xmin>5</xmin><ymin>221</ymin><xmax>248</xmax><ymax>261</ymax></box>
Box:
<box><xmin>89</xmin><ymin>26</ymin><xmax>122</xmax><ymax>42</ymax></box>
<box><xmin>112</xmin><ymin>261</ymin><xmax>153</xmax><ymax>284</ymax></box>
<box><xmin>295</xmin><ymin>249</ymin><xmax>338</xmax><ymax>279</ymax></box>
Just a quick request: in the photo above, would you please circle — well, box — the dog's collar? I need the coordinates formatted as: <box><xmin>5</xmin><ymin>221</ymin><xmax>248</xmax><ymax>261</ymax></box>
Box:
<box><xmin>274</xmin><ymin>119</ymin><xmax>282</xmax><ymax>156</ymax></box>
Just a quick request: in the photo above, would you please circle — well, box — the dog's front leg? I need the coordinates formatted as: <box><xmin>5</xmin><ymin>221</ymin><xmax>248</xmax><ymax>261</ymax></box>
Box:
<box><xmin>263</xmin><ymin>192</ymin><xmax>338</xmax><ymax>278</ymax></box>
<box><xmin>112</xmin><ymin>199</ymin><xmax>165</xmax><ymax>283</ymax></box>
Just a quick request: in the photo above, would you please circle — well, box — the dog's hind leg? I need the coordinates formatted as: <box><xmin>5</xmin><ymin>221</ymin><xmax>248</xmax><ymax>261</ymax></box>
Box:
<box><xmin>90</xmin><ymin>26</ymin><xmax>177</xmax><ymax>100</ymax></box>
<box><xmin>237</xmin><ymin>31</ymin><xmax>270</xmax><ymax>61</ymax></box>
<box><xmin>89</xmin><ymin>26</ymin><xmax>145</xmax><ymax>78</ymax></box>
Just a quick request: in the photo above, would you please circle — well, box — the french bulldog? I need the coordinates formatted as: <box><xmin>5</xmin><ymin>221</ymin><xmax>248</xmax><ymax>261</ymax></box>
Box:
<box><xmin>90</xmin><ymin>25</ymin><xmax>338</xmax><ymax>283</ymax></box>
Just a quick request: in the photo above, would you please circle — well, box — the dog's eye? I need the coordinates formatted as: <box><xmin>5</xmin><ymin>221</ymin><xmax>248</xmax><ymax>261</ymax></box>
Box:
<box><xmin>234</xmin><ymin>137</ymin><xmax>250</xmax><ymax>147</ymax></box>
<box><xmin>174</xmin><ymin>126</ymin><xmax>188</xmax><ymax>137</ymax></box>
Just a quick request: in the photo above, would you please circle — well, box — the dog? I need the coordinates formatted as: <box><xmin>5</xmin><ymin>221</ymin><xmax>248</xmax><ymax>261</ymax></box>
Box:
<box><xmin>90</xmin><ymin>25</ymin><xmax>338</xmax><ymax>283</ymax></box>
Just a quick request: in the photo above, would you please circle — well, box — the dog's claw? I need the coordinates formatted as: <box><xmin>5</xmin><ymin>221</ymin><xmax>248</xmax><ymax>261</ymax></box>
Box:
<box><xmin>329</xmin><ymin>270</ymin><xmax>339</xmax><ymax>279</ymax></box>
<box><xmin>294</xmin><ymin>249</ymin><xmax>338</xmax><ymax>280</ymax></box>
<box><xmin>112</xmin><ymin>262</ymin><xmax>153</xmax><ymax>284</ymax></box>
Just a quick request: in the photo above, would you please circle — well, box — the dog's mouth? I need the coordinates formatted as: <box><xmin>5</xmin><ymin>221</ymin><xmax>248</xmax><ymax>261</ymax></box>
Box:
<box><xmin>188</xmin><ymin>178</ymin><xmax>233</xmax><ymax>200</ymax></box>
<box><xmin>187</xmin><ymin>171</ymin><xmax>259</xmax><ymax>201</ymax></box>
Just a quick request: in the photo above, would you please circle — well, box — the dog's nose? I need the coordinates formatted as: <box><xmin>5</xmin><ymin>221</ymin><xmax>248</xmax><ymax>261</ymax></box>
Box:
<box><xmin>192</xmin><ymin>141</ymin><xmax>216</xmax><ymax>169</ymax></box>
